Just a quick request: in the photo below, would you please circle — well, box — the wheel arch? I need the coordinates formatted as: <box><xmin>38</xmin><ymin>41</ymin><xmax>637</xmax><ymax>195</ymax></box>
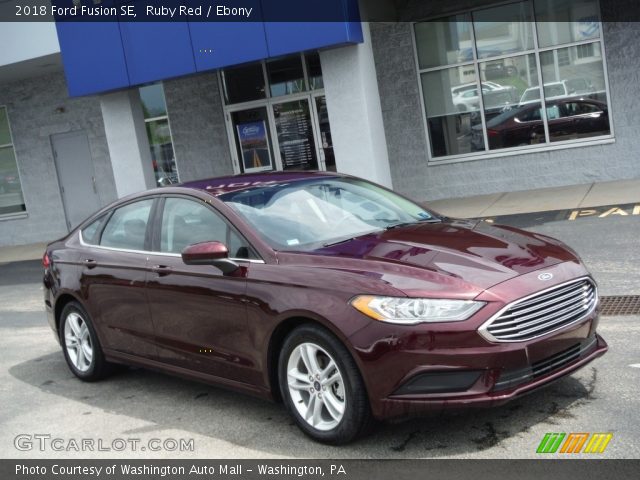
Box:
<box><xmin>266</xmin><ymin>314</ymin><xmax>367</xmax><ymax>403</ymax></box>
<box><xmin>53</xmin><ymin>291</ymin><xmax>84</xmax><ymax>336</ymax></box>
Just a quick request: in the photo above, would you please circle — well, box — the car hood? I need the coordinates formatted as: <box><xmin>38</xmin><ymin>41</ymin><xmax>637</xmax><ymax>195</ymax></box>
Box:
<box><xmin>299</xmin><ymin>219</ymin><xmax>579</xmax><ymax>294</ymax></box>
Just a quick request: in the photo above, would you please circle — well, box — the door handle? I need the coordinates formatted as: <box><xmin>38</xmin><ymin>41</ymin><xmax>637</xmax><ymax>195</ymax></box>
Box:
<box><xmin>83</xmin><ymin>259</ymin><xmax>97</xmax><ymax>269</ymax></box>
<box><xmin>152</xmin><ymin>265</ymin><xmax>172</xmax><ymax>276</ymax></box>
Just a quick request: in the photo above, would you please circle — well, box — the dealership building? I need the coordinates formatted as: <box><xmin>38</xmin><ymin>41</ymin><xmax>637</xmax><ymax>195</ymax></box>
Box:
<box><xmin>0</xmin><ymin>0</ymin><xmax>636</xmax><ymax>247</ymax></box>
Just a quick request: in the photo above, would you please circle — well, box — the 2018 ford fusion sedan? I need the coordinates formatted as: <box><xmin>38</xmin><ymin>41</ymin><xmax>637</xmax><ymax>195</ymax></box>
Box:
<box><xmin>43</xmin><ymin>171</ymin><xmax>607</xmax><ymax>444</ymax></box>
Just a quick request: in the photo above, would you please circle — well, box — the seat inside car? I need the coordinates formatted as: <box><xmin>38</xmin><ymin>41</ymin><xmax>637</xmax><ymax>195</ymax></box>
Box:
<box><xmin>122</xmin><ymin>218</ymin><xmax>146</xmax><ymax>250</ymax></box>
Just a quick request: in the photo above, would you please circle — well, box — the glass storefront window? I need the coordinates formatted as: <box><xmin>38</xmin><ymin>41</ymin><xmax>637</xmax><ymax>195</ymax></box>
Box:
<box><xmin>535</xmin><ymin>0</ymin><xmax>600</xmax><ymax>48</ymax></box>
<box><xmin>481</xmin><ymin>54</ymin><xmax>545</xmax><ymax>149</ymax></box>
<box><xmin>414</xmin><ymin>14</ymin><xmax>473</xmax><ymax>69</ymax></box>
<box><xmin>267</xmin><ymin>55</ymin><xmax>305</xmax><ymax>97</ymax></box>
<box><xmin>222</xmin><ymin>52</ymin><xmax>324</xmax><ymax>105</ymax></box>
<box><xmin>306</xmin><ymin>52</ymin><xmax>324</xmax><ymax>90</ymax></box>
<box><xmin>413</xmin><ymin>0</ymin><xmax>611</xmax><ymax>162</ymax></box>
<box><xmin>139</xmin><ymin>84</ymin><xmax>178</xmax><ymax>186</ymax></box>
<box><xmin>0</xmin><ymin>107</ymin><xmax>26</xmax><ymax>216</ymax></box>
<box><xmin>221</xmin><ymin>63</ymin><xmax>266</xmax><ymax>104</ymax></box>
<box><xmin>421</xmin><ymin>67</ymin><xmax>485</xmax><ymax>157</ymax></box>
<box><xmin>139</xmin><ymin>83</ymin><xmax>168</xmax><ymax>118</ymax></box>
<box><xmin>472</xmin><ymin>2</ymin><xmax>534</xmax><ymax>59</ymax></box>
<box><xmin>539</xmin><ymin>43</ymin><xmax>609</xmax><ymax>142</ymax></box>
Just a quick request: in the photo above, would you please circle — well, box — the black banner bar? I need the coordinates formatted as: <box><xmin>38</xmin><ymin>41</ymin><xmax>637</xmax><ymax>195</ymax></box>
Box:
<box><xmin>3</xmin><ymin>459</ymin><xmax>640</xmax><ymax>480</ymax></box>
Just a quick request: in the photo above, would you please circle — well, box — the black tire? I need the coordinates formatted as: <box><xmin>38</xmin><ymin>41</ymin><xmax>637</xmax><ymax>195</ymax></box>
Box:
<box><xmin>278</xmin><ymin>324</ymin><xmax>372</xmax><ymax>444</ymax></box>
<box><xmin>59</xmin><ymin>301</ymin><xmax>113</xmax><ymax>381</ymax></box>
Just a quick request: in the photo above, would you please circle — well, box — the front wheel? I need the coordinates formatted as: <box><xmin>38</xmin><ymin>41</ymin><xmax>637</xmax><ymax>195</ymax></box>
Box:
<box><xmin>278</xmin><ymin>324</ymin><xmax>372</xmax><ymax>444</ymax></box>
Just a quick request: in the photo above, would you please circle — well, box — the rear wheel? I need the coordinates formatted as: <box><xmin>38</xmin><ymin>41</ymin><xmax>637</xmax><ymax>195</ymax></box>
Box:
<box><xmin>278</xmin><ymin>324</ymin><xmax>371</xmax><ymax>444</ymax></box>
<box><xmin>60</xmin><ymin>301</ymin><xmax>113</xmax><ymax>381</ymax></box>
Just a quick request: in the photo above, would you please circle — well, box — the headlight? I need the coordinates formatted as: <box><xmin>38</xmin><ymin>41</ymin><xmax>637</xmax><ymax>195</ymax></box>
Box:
<box><xmin>350</xmin><ymin>295</ymin><xmax>485</xmax><ymax>324</ymax></box>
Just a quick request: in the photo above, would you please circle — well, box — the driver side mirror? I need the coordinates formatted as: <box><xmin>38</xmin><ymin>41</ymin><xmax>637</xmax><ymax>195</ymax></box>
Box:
<box><xmin>181</xmin><ymin>241</ymin><xmax>239</xmax><ymax>275</ymax></box>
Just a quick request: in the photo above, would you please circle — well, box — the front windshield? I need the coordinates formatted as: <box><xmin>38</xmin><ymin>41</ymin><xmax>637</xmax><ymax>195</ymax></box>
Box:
<box><xmin>219</xmin><ymin>177</ymin><xmax>436</xmax><ymax>251</ymax></box>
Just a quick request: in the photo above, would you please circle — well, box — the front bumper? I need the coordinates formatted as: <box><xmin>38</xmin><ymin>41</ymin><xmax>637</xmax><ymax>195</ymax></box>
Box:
<box><xmin>374</xmin><ymin>332</ymin><xmax>607</xmax><ymax>420</ymax></box>
<box><xmin>348</xmin><ymin>263</ymin><xmax>608</xmax><ymax>421</ymax></box>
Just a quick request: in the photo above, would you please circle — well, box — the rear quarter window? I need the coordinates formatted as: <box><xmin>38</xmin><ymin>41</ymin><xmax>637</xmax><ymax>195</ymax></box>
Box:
<box><xmin>81</xmin><ymin>216</ymin><xmax>106</xmax><ymax>245</ymax></box>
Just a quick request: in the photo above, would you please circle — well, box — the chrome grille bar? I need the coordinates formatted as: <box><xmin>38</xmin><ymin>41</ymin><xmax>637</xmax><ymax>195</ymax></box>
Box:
<box><xmin>509</xmin><ymin>280</ymin><xmax>587</xmax><ymax>309</ymax></box>
<box><xmin>479</xmin><ymin>277</ymin><xmax>597</xmax><ymax>342</ymax></box>
<box><xmin>489</xmin><ymin>291</ymin><xmax>595</xmax><ymax>334</ymax></box>
<box><xmin>494</xmin><ymin>282</ymin><xmax>589</xmax><ymax>321</ymax></box>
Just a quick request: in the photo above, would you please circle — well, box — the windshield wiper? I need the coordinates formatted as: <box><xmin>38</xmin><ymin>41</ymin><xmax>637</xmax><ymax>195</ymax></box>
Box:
<box><xmin>322</xmin><ymin>218</ymin><xmax>443</xmax><ymax>247</ymax></box>
<box><xmin>322</xmin><ymin>237</ymin><xmax>359</xmax><ymax>248</ymax></box>
<box><xmin>384</xmin><ymin>217</ymin><xmax>443</xmax><ymax>230</ymax></box>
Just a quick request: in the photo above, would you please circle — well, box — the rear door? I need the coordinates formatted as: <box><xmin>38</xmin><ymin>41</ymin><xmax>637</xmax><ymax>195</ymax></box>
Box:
<box><xmin>145</xmin><ymin>195</ymin><xmax>258</xmax><ymax>385</ymax></box>
<box><xmin>79</xmin><ymin>198</ymin><xmax>158</xmax><ymax>359</ymax></box>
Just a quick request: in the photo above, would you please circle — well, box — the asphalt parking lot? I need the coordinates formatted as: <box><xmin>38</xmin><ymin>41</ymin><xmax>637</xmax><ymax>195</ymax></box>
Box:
<box><xmin>0</xmin><ymin>211</ymin><xmax>638</xmax><ymax>459</ymax></box>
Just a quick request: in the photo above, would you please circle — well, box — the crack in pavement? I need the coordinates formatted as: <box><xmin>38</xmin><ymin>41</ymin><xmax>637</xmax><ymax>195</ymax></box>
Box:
<box><xmin>390</xmin><ymin>430</ymin><xmax>420</xmax><ymax>452</ymax></box>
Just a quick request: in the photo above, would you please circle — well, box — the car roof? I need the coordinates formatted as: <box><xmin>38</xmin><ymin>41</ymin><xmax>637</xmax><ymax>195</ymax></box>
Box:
<box><xmin>180</xmin><ymin>170</ymin><xmax>343</xmax><ymax>196</ymax></box>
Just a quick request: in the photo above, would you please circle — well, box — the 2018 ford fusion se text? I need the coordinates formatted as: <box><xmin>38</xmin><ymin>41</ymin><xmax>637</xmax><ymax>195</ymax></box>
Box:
<box><xmin>43</xmin><ymin>171</ymin><xmax>607</xmax><ymax>444</ymax></box>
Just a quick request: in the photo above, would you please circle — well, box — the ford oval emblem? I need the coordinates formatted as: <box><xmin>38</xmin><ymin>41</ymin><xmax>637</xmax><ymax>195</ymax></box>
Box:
<box><xmin>538</xmin><ymin>272</ymin><xmax>554</xmax><ymax>281</ymax></box>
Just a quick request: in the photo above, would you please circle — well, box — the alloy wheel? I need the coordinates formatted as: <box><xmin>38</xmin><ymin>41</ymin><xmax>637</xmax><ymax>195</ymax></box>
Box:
<box><xmin>64</xmin><ymin>312</ymin><xmax>93</xmax><ymax>372</ymax></box>
<box><xmin>286</xmin><ymin>342</ymin><xmax>346</xmax><ymax>431</ymax></box>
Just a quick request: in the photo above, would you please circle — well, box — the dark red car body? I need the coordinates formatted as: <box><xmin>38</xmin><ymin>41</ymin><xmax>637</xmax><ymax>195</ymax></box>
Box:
<box><xmin>43</xmin><ymin>171</ymin><xmax>607</xmax><ymax>421</ymax></box>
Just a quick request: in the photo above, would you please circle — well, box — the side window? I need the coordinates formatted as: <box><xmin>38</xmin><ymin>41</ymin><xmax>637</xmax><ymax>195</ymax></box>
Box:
<box><xmin>517</xmin><ymin>107</ymin><xmax>541</xmax><ymax>122</ymax></box>
<box><xmin>100</xmin><ymin>200</ymin><xmax>153</xmax><ymax>251</ymax></box>
<box><xmin>81</xmin><ymin>215</ymin><xmax>106</xmax><ymax>245</ymax></box>
<box><xmin>159</xmin><ymin>198</ymin><xmax>256</xmax><ymax>258</ymax></box>
<box><xmin>571</xmin><ymin>102</ymin><xmax>600</xmax><ymax>115</ymax></box>
<box><xmin>546</xmin><ymin>105</ymin><xmax>561</xmax><ymax>120</ymax></box>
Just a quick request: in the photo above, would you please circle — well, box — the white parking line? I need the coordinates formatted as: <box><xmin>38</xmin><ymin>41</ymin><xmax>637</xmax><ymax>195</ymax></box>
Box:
<box><xmin>629</xmin><ymin>364</ymin><xmax>640</xmax><ymax>369</ymax></box>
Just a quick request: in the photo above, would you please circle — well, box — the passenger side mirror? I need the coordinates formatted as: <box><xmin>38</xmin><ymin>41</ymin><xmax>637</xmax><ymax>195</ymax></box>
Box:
<box><xmin>181</xmin><ymin>241</ymin><xmax>239</xmax><ymax>274</ymax></box>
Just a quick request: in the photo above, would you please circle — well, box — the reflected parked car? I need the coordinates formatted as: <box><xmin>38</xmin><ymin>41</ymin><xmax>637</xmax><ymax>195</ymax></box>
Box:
<box><xmin>453</xmin><ymin>82</ymin><xmax>517</xmax><ymax>112</ymax></box>
<box><xmin>43</xmin><ymin>172</ymin><xmax>607</xmax><ymax>443</ymax></box>
<box><xmin>472</xmin><ymin>98</ymin><xmax>609</xmax><ymax>150</ymax></box>
<box><xmin>519</xmin><ymin>78</ymin><xmax>595</xmax><ymax>105</ymax></box>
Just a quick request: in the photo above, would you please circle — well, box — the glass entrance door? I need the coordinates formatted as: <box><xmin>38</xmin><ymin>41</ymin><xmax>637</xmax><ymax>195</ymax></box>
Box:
<box><xmin>228</xmin><ymin>97</ymin><xmax>334</xmax><ymax>174</ymax></box>
<box><xmin>312</xmin><ymin>95</ymin><xmax>335</xmax><ymax>171</ymax></box>
<box><xmin>222</xmin><ymin>52</ymin><xmax>336</xmax><ymax>175</ymax></box>
<box><xmin>272</xmin><ymin>98</ymin><xmax>319</xmax><ymax>171</ymax></box>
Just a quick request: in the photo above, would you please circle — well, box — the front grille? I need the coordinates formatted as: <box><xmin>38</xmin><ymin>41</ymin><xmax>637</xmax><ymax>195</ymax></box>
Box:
<box><xmin>481</xmin><ymin>278</ymin><xmax>597</xmax><ymax>342</ymax></box>
<box><xmin>493</xmin><ymin>336</ymin><xmax>597</xmax><ymax>391</ymax></box>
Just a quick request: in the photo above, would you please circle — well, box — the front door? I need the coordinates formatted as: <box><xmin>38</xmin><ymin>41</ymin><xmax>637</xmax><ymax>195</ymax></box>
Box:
<box><xmin>51</xmin><ymin>130</ymin><xmax>101</xmax><ymax>230</ymax></box>
<box><xmin>145</xmin><ymin>196</ymin><xmax>255</xmax><ymax>384</ymax></box>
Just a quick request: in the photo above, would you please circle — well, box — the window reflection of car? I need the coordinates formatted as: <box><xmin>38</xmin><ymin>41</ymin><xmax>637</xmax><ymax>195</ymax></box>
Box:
<box><xmin>453</xmin><ymin>82</ymin><xmax>516</xmax><ymax>112</ymax></box>
<box><xmin>483</xmin><ymin>62</ymin><xmax>518</xmax><ymax>80</ymax></box>
<box><xmin>451</xmin><ymin>81</ymin><xmax>504</xmax><ymax>98</ymax></box>
<box><xmin>519</xmin><ymin>79</ymin><xmax>594</xmax><ymax>105</ymax></box>
<box><xmin>471</xmin><ymin>99</ymin><xmax>609</xmax><ymax>149</ymax></box>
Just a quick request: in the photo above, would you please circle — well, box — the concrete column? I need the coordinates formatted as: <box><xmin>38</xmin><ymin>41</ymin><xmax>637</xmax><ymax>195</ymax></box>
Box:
<box><xmin>100</xmin><ymin>89</ymin><xmax>156</xmax><ymax>197</ymax></box>
<box><xmin>319</xmin><ymin>22</ymin><xmax>393</xmax><ymax>188</ymax></box>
